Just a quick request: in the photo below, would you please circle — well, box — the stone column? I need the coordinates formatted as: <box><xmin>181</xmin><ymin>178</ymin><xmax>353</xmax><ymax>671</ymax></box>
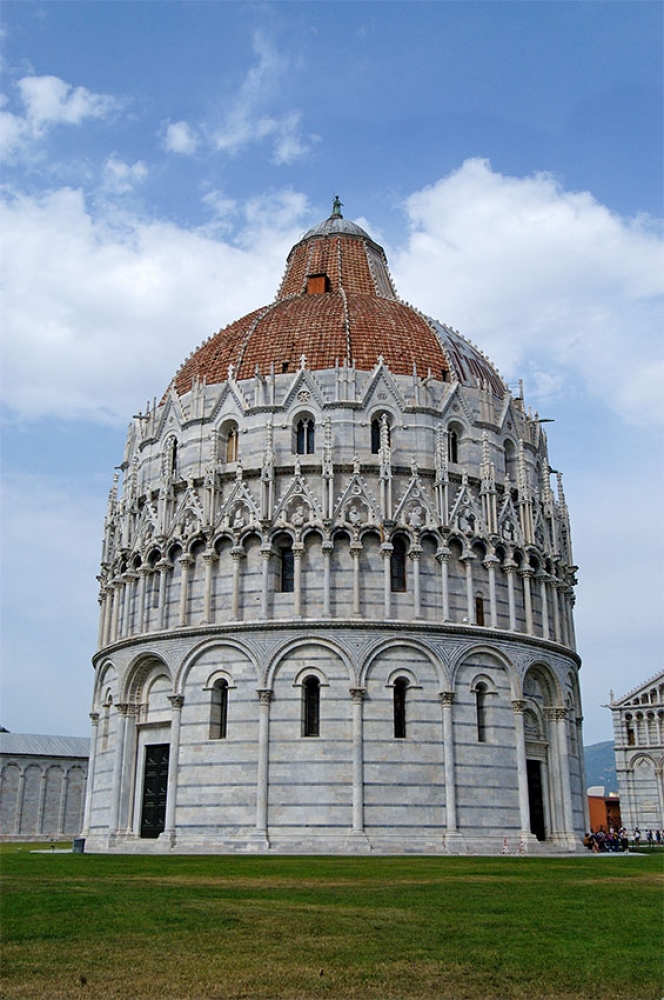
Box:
<box><xmin>576</xmin><ymin>716</ymin><xmax>591</xmax><ymax>834</ymax></box>
<box><xmin>520</xmin><ymin>568</ymin><xmax>534</xmax><ymax>635</ymax></box>
<box><xmin>350</xmin><ymin>689</ymin><xmax>366</xmax><ymax>835</ymax></box>
<box><xmin>138</xmin><ymin>566</ymin><xmax>150</xmax><ymax>634</ymax></box>
<box><xmin>202</xmin><ymin>549</ymin><xmax>217</xmax><ymax>623</ymax></box>
<box><xmin>538</xmin><ymin>573</ymin><xmax>550</xmax><ymax>640</ymax></box>
<box><xmin>438</xmin><ymin>548</ymin><xmax>450</xmax><ymax>622</ymax></box>
<box><xmin>554</xmin><ymin>707</ymin><xmax>575</xmax><ymax>844</ymax></box>
<box><xmin>178</xmin><ymin>554</ymin><xmax>193</xmax><ymax>627</ymax></box>
<box><xmin>126</xmin><ymin>571</ymin><xmax>139</xmax><ymax>636</ymax></box>
<box><xmin>255</xmin><ymin>690</ymin><xmax>272</xmax><ymax>843</ymax></box>
<box><xmin>57</xmin><ymin>766</ymin><xmax>68</xmax><ymax>835</ymax></box>
<box><xmin>511</xmin><ymin>700</ymin><xmax>532</xmax><ymax>835</ymax></box>
<box><xmin>121</xmin><ymin>706</ymin><xmax>138</xmax><ymax>834</ymax></box>
<box><xmin>293</xmin><ymin>542</ymin><xmax>304</xmax><ymax>619</ymax></box>
<box><xmin>13</xmin><ymin>769</ymin><xmax>26</xmax><ymax>836</ymax></box>
<box><xmin>551</xmin><ymin>577</ymin><xmax>562</xmax><ymax>643</ymax></box>
<box><xmin>108</xmin><ymin>703</ymin><xmax>129</xmax><ymax>840</ymax></box>
<box><xmin>322</xmin><ymin>542</ymin><xmax>333</xmax><ymax>618</ymax></box>
<box><xmin>162</xmin><ymin>695</ymin><xmax>184</xmax><ymax>846</ymax></box>
<box><xmin>381</xmin><ymin>543</ymin><xmax>393</xmax><ymax>619</ymax></box>
<box><xmin>504</xmin><ymin>561</ymin><xmax>517</xmax><ymax>631</ymax></box>
<box><xmin>230</xmin><ymin>546</ymin><xmax>244</xmax><ymax>620</ymax></box>
<box><xmin>110</xmin><ymin>580</ymin><xmax>121</xmax><ymax>642</ymax></box>
<box><xmin>350</xmin><ymin>541</ymin><xmax>362</xmax><ymax>618</ymax></box>
<box><xmin>410</xmin><ymin>545</ymin><xmax>422</xmax><ymax>619</ymax></box>
<box><xmin>567</xmin><ymin>592</ymin><xmax>577</xmax><ymax>651</ymax></box>
<box><xmin>260</xmin><ymin>545</ymin><xmax>273</xmax><ymax>620</ymax></box>
<box><xmin>484</xmin><ymin>556</ymin><xmax>499</xmax><ymax>628</ymax></box>
<box><xmin>557</xmin><ymin>584</ymin><xmax>569</xmax><ymax>647</ymax></box>
<box><xmin>157</xmin><ymin>559</ymin><xmax>170</xmax><ymax>630</ymax></box>
<box><xmin>81</xmin><ymin>712</ymin><xmax>100</xmax><ymax>838</ymax></box>
<box><xmin>462</xmin><ymin>554</ymin><xmax>475</xmax><ymax>623</ymax></box>
<box><xmin>81</xmin><ymin>712</ymin><xmax>99</xmax><ymax>837</ymax></box>
<box><xmin>440</xmin><ymin>692</ymin><xmax>458</xmax><ymax>838</ymax></box>
<box><xmin>97</xmin><ymin>593</ymin><xmax>107</xmax><ymax>649</ymax></box>
<box><xmin>37</xmin><ymin>771</ymin><xmax>48</xmax><ymax>836</ymax></box>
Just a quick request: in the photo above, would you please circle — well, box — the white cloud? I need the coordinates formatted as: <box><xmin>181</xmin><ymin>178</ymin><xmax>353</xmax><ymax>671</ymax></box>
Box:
<box><xmin>0</xmin><ymin>74</ymin><xmax>120</xmax><ymax>161</ymax></box>
<box><xmin>0</xmin><ymin>185</ymin><xmax>309</xmax><ymax>423</ymax></box>
<box><xmin>163</xmin><ymin>120</ymin><xmax>199</xmax><ymax>155</ymax></box>
<box><xmin>102</xmin><ymin>155</ymin><xmax>148</xmax><ymax>194</ymax></box>
<box><xmin>392</xmin><ymin>159</ymin><xmax>664</xmax><ymax>425</ymax></box>
<box><xmin>209</xmin><ymin>31</ymin><xmax>314</xmax><ymax>164</ymax></box>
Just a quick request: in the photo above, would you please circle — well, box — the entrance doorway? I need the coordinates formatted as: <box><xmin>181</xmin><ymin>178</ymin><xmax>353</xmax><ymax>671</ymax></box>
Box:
<box><xmin>526</xmin><ymin>758</ymin><xmax>546</xmax><ymax>841</ymax></box>
<box><xmin>140</xmin><ymin>743</ymin><xmax>170</xmax><ymax>838</ymax></box>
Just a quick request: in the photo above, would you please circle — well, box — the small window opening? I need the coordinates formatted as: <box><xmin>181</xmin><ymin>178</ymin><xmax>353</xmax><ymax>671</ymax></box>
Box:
<box><xmin>393</xmin><ymin>677</ymin><xmax>408</xmax><ymax>739</ymax></box>
<box><xmin>279</xmin><ymin>542</ymin><xmax>295</xmax><ymax>593</ymax></box>
<box><xmin>296</xmin><ymin>417</ymin><xmax>315</xmax><ymax>455</ymax></box>
<box><xmin>475</xmin><ymin>596</ymin><xmax>485</xmax><ymax>626</ymax></box>
<box><xmin>282</xmin><ymin>361</ymin><xmax>290</xmax><ymax>374</ymax></box>
<box><xmin>476</xmin><ymin>682</ymin><xmax>487</xmax><ymax>743</ymax></box>
<box><xmin>307</xmin><ymin>274</ymin><xmax>329</xmax><ymax>295</ymax></box>
<box><xmin>210</xmin><ymin>679</ymin><xmax>229</xmax><ymax>740</ymax></box>
<box><xmin>302</xmin><ymin>676</ymin><xmax>320</xmax><ymax>737</ymax></box>
<box><xmin>170</xmin><ymin>439</ymin><xmax>178</xmax><ymax>476</ymax></box>
<box><xmin>226</xmin><ymin>425</ymin><xmax>239</xmax><ymax>463</ymax></box>
<box><xmin>448</xmin><ymin>429</ymin><xmax>458</xmax><ymax>464</ymax></box>
<box><xmin>390</xmin><ymin>537</ymin><xmax>407</xmax><ymax>592</ymax></box>
<box><xmin>371</xmin><ymin>416</ymin><xmax>391</xmax><ymax>455</ymax></box>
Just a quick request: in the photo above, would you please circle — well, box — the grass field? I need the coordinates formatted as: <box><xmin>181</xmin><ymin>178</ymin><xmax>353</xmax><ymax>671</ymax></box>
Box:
<box><xmin>1</xmin><ymin>845</ymin><xmax>662</xmax><ymax>1000</ymax></box>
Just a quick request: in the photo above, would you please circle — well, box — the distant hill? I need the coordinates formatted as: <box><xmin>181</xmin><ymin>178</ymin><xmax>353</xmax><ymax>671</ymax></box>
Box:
<box><xmin>583</xmin><ymin>741</ymin><xmax>617</xmax><ymax>794</ymax></box>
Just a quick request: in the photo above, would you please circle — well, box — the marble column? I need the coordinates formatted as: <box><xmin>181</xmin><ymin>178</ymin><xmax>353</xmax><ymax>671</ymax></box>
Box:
<box><xmin>381</xmin><ymin>543</ymin><xmax>393</xmax><ymax>619</ymax></box>
<box><xmin>410</xmin><ymin>545</ymin><xmax>422</xmax><ymax>619</ymax></box>
<box><xmin>293</xmin><ymin>542</ymin><xmax>304</xmax><ymax>619</ymax></box>
<box><xmin>255</xmin><ymin>690</ymin><xmax>272</xmax><ymax>842</ymax></box>
<box><xmin>260</xmin><ymin>545</ymin><xmax>273</xmax><ymax>620</ymax></box>
<box><xmin>108</xmin><ymin>703</ymin><xmax>128</xmax><ymax>840</ymax></box>
<box><xmin>349</xmin><ymin>688</ymin><xmax>366</xmax><ymax>834</ymax></box>
<box><xmin>162</xmin><ymin>695</ymin><xmax>184</xmax><ymax>846</ymax></box>
<box><xmin>538</xmin><ymin>573</ymin><xmax>550</xmax><ymax>640</ymax></box>
<box><xmin>438</xmin><ymin>548</ymin><xmax>451</xmax><ymax>622</ymax></box>
<box><xmin>511</xmin><ymin>699</ymin><xmax>532</xmax><ymax>835</ymax></box>
<box><xmin>81</xmin><ymin>712</ymin><xmax>100</xmax><ymax>838</ymax></box>
<box><xmin>202</xmin><ymin>549</ymin><xmax>218</xmax><ymax>623</ymax></box>
<box><xmin>440</xmin><ymin>692</ymin><xmax>458</xmax><ymax>836</ymax></box>
<box><xmin>520</xmin><ymin>568</ymin><xmax>534</xmax><ymax>635</ymax></box>
<box><xmin>157</xmin><ymin>559</ymin><xmax>170</xmax><ymax>630</ymax></box>
<box><xmin>554</xmin><ymin>707</ymin><xmax>575</xmax><ymax>843</ymax></box>
<box><xmin>137</xmin><ymin>566</ymin><xmax>150</xmax><ymax>634</ymax></box>
<box><xmin>230</xmin><ymin>547</ymin><xmax>244</xmax><ymax>620</ymax></box>
<box><xmin>178</xmin><ymin>554</ymin><xmax>193</xmax><ymax>627</ymax></box>
<box><xmin>350</xmin><ymin>541</ymin><xmax>362</xmax><ymax>618</ymax></box>
<box><xmin>462</xmin><ymin>554</ymin><xmax>475</xmax><ymax>623</ymax></box>
<box><xmin>484</xmin><ymin>555</ymin><xmax>499</xmax><ymax>628</ymax></box>
<box><xmin>504</xmin><ymin>561</ymin><xmax>517</xmax><ymax>631</ymax></box>
<box><xmin>321</xmin><ymin>542</ymin><xmax>333</xmax><ymax>618</ymax></box>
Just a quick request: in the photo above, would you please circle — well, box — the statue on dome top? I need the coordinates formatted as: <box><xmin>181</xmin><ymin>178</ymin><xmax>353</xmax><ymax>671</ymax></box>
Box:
<box><xmin>331</xmin><ymin>194</ymin><xmax>343</xmax><ymax>218</ymax></box>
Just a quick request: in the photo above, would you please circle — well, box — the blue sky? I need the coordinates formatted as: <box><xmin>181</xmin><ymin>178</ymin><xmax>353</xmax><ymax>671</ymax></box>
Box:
<box><xmin>1</xmin><ymin>1</ymin><xmax>662</xmax><ymax>745</ymax></box>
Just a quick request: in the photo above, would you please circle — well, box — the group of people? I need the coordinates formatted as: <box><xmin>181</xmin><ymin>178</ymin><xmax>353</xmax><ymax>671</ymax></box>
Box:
<box><xmin>584</xmin><ymin>827</ymin><xmax>662</xmax><ymax>852</ymax></box>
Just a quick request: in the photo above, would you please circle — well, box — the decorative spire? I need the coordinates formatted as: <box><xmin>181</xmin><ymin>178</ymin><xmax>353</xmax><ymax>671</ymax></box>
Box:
<box><xmin>330</xmin><ymin>194</ymin><xmax>343</xmax><ymax>219</ymax></box>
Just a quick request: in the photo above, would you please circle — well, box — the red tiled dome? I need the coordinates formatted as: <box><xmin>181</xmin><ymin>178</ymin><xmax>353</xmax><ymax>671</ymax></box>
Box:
<box><xmin>170</xmin><ymin>210</ymin><xmax>505</xmax><ymax>398</ymax></box>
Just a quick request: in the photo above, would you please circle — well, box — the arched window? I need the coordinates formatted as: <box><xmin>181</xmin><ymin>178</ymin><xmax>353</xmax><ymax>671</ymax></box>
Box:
<box><xmin>393</xmin><ymin>677</ymin><xmax>408</xmax><ymax>739</ymax></box>
<box><xmin>390</xmin><ymin>536</ymin><xmax>407</xmax><ymax>592</ymax></box>
<box><xmin>226</xmin><ymin>424</ymin><xmax>239</xmax><ymax>463</ymax></box>
<box><xmin>302</xmin><ymin>676</ymin><xmax>320</xmax><ymax>737</ymax></box>
<box><xmin>475</xmin><ymin>682</ymin><xmax>487</xmax><ymax>743</ymax></box>
<box><xmin>371</xmin><ymin>414</ymin><xmax>391</xmax><ymax>454</ymax></box>
<box><xmin>625</xmin><ymin>714</ymin><xmax>635</xmax><ymax>746</ymax></box>
<box><xmin>210</xmin><ymin>679</ymin><xmax>229</xmax><ymax>740</ymax></box>
<box><xmin>475</xmin><ymin>595</ymin><xmax>485</xmax><ymax>626</ymax></box>
<box><xmin>448</xmin><ymin>429</ymin><xmax>458</xmax><ymax>464</ymax></box>
<box><xmin>279</xmin><ymin>540</ymin><xmax>295</xmax><ymax>593</ymax></box>
<box><xmin>504</xmin><ymin>439</ymin><xmax>517</xmax><ymax>483</ymax></box>
<box><xmin>170</xmin><ymin>438</ymin><xmax>178</xmax><ymax>476</ymax></box>
<box><xmin>296</xmin><ymin>417</ymin><xmax>315</xmax><ymax>455</ymax></box>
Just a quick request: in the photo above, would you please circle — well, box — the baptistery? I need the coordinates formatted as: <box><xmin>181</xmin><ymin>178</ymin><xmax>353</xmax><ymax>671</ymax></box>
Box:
<box><xmin>83</xmin><ymin>201</ymin><xmax>587</xmax><ymax>854</ymax></box>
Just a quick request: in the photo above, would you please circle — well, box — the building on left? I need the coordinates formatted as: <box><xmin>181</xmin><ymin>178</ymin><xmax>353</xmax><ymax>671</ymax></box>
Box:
<box><xmin>0</xmin><ymin>733</ymin><xmax>89</xmax><ymax>841</ymax></box>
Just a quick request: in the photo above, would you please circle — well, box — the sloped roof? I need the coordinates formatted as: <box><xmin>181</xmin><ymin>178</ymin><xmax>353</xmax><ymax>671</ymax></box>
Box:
<box><xmin>0</xmin><ymin>733</ymin><xmax>90</xmax><ymax>758</ymax></box>
<box><xmin>168</xmin><ymin>207</ymin><xmax>506</xmax><ymax>399</ymax></box>
<box><xmin>611</xmin><ymin>670</ymin><xmax>664</xmax><ymax>707</ymax></box>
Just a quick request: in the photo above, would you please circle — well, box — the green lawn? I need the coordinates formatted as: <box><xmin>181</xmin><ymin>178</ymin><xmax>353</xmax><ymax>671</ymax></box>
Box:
<box><xmin>1</xmin><ymin>846</ymin><xmax>661</xmax><ymax>1000</ymax></box>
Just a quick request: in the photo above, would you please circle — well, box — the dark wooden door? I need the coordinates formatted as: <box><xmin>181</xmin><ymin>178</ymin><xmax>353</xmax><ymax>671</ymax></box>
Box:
<box><xmin>140</xmin><ymin>743</ymin><xmax>169</xmax><ymax>839</ymax></box>
<box><xmin>527</xmin><ymin>758</ymin><xmax>546</xmax><ymax>841</ymax></box>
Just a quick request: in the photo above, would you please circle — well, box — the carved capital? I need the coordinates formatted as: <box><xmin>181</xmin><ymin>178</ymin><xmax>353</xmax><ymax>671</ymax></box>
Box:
<box><xmin>349</xmin><ymin>687</ymin><xmax>366</xmax><ymax>703</ymax></box>
<box><xmin>168</xmin><ymin>694</ymin><xmax>185</xmax><ymax>710</ymax></box>
<box><xmin>257</xmin><ymin>689</ymin><xmax>273</xmax><ymax>705</ymax></box>
<box><xmin>439</xmin><ymin>691</ymin><xmax>455</xmax><ymax>706</ymax></box>
<box><xmin>89</xmin><ymin>712</ymin><xmax>100</xmax><ymax>726</ymax></box>
<box><xmin>511</xmin><ymin>699</ymin><xmax>527</xmax><ymax>715</ymax></box>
